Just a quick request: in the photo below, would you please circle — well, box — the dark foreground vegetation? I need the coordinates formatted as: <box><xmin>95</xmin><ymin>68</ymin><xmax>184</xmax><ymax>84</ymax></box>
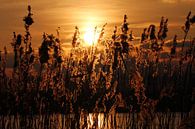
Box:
<box><xmin>0</xmin><ymin>5</ymin><xmax>195</xmax><ymax>129</ymax></box>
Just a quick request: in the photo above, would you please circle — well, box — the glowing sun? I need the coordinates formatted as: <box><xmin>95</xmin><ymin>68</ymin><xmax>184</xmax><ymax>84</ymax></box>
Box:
<box><xmin>83</xmin><ymin>28</ymin><xmax>99</xmax><ymax>46</ymax></box>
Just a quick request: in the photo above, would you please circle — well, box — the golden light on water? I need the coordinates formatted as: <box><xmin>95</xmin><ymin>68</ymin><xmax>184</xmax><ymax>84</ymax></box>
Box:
<box><xmin>87</xmin><ymin>113</ymin><xmax>104</xmax><ymax>128</ymax></box>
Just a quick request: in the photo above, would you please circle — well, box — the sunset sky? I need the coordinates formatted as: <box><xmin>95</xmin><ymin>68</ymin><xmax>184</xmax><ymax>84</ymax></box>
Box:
<box><xmin>0</xmin><ymin>0</ymin><xmax>195</xmax><ymax>51</ymax></box>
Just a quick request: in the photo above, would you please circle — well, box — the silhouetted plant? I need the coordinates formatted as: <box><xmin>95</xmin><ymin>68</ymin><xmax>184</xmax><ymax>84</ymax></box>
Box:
<box><xmin>170</xmin><ymin>35</ymin><xmax>178</xmax><ymax>55</ymax></box>
<box><xmin>0</xmin><ymin>6</ymin><xmax>194</xmax><ymax>129</ymax></box>
<box><xmin>72</xmin><ymin>26</ymin><xmax>80</xmax><ymax>48</ymax></box>
<box><xmin>39</xmin><ymin>33</ymin><xmax>50</xmax><ymax>64</ymax></box>
<box><xmin>148</xmin><ymin>24</ymin><xmax>157</xmax><ymax>41</ymax></box>
<box><xmin>182</xmin><ymin>11</ymin><xmax>195</xmax><ymax>51</ymax></box>
<box><xmin>141</xmin><ymin>28</ymin><xmax>148</xmax><ymax>43</ymax></box>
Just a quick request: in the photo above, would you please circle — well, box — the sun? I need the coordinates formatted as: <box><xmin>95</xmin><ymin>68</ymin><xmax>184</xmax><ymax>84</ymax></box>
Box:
<box><xmin>83</xmin><ymin>28</ymin><xmax>99</xmax><ymax>46</ymax></box>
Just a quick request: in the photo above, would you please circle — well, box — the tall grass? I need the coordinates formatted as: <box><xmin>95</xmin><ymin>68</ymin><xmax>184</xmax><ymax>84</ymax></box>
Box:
<box><xmin>0</xmin><ymin>5</ymin><xmax>195</xmax><ymax>129</ymax></box>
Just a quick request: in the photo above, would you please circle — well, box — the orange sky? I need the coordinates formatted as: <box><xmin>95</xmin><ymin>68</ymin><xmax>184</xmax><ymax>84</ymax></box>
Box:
<box><xmin>0</xmin><ymin>0</ymin><xmax>195</xmax><ymax>51</ymax></box>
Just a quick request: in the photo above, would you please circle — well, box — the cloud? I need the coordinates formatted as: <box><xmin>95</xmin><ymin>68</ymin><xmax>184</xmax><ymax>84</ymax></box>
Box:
<box><xmin>0</xmin><ymin>0</ymin><xmax>195</xmax><ymax>51</ymax></box>
<box><xmin>181</xmin><ymin>0</ymin><xmax>195</xmax><ymax>2</ymax></box>
<box><xmin>162</xmin><ymin>0</ymin><xmax>195</xmax><ymax>3</ymax></box>
<box><xmin>162</xmin><ymin>0</ymin><xmax>178</xmax><ymax>3</ymax></box>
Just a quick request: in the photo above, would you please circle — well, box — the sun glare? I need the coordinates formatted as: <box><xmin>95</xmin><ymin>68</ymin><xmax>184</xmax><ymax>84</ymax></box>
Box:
<box><xmin>83</xmin><ymin>27</ymin><xmax>99</xmax><ymax>46</ymax></box>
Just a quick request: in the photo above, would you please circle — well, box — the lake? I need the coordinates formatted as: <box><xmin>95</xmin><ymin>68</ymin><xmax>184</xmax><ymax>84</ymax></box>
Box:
<box><xmin>0</xmin><ymin>112</ymin><xmax>192</xmax><ymax>129</ymax></box>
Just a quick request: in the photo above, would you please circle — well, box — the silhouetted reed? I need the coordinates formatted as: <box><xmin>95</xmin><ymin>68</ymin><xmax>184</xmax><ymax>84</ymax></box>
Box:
<box><xmin>0</xmin><ymin>5</ymin><xmax>194</xmax><ymax>129</ymax></box>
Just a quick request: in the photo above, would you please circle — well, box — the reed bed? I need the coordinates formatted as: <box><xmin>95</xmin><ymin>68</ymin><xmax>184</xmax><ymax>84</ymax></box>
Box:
<box><xmin>0</xmin><ymin>5</ymin><xmax>195</xmax><ymax>129</ymax></box>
